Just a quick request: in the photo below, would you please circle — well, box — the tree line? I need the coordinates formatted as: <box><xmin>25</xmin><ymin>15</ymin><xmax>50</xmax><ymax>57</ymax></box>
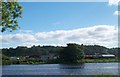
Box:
<box><xmin>1</xmin><ymin>43</ymin><xmax>120</xmax><ymax>64</ymax></box>
<box><xmin>1</xmin><ymin>44</ymin><xmax>119</xmax><ymax>57</ymax></box>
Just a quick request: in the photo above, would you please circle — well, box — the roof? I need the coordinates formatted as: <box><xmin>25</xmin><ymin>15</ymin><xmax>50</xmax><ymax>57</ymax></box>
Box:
<box><xmin>102</xmin><ymin>54</ymin><xmax>115</xmax><ymax>57</ymax></box>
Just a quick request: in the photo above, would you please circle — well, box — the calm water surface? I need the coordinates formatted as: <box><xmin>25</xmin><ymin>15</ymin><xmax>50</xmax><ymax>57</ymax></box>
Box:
<box><xmin>2</xmin><ymin>63</ymin><xmax>119</xmax><ymax>75</ymax></box>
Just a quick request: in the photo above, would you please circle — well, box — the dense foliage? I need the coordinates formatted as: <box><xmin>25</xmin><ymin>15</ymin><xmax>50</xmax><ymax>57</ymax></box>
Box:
<box><xmin>0</xmin><ymin>1</ymin><xmax>22</xmax><ymax>32</ymax></box>
<box><xmin>59</xmin><ymin>43</ymin><xmax>84</xmax><ymax>64</ymax></box>
<box><xmin>2</xmin><ymin>45</ymin><xmax>63</xmax><ymax>57</ymax></box>
<box><xmin>1</xmin><ymin>44</ymin><xmax>119</xmax><ymax>57</ymax></box>
<box><xmin>1</xmin><ymin>43</ymin><xmax>119</xmax><ymax>64</ymax></box>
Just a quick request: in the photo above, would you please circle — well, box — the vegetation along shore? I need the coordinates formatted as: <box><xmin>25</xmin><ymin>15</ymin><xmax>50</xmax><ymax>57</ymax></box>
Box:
<box><xmin>1</xmin><ymin>43</ymin><xmax>120</xmax><ymax>65</ymax></box>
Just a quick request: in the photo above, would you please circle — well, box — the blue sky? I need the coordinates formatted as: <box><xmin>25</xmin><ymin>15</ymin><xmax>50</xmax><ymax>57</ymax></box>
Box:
<box><xmin>3</xmin><ymin>2</ymin><xmax>117</xmax><ymax>33</ymax></box>
<box><xmin>1</xmin><ymin>2</ymin><xmax>118</xmax><ymax>48</ymax></box>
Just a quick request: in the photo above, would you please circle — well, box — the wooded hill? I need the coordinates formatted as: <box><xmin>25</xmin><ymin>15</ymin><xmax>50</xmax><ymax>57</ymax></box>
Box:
<box><xmin>1</xmin><ymin>44</ymin><xmax>119</xmax><ymax>58</ymax></box>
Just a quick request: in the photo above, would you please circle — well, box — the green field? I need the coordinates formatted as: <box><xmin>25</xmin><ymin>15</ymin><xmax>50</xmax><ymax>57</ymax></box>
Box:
<box><xmin>82</xmin><ymin>59</ymin><xmax>120</xmax><ymax>63</ymax></box>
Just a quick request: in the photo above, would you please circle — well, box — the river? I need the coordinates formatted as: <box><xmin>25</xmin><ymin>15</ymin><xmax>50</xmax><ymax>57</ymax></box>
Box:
<box><xmin>1</xmin><ymin>63</ymin><xmax>120</xmax><ymax>77</ymax></box>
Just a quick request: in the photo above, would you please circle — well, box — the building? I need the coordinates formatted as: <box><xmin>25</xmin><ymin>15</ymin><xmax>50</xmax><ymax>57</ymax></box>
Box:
<box><xmin>85</xmin><ymin>54</ymin><xmax>115</xmax><ymax>59</ymax></box>
<box><xmin>100</xmin><ymin>54</ymin><xmax>115</xmax><ymax>59</ymax></box>
<box><xmin>10</xmin><ymin>57</ymin><xmax>20</xmax><ymax>61</ymax></box>
<box><xmin>25</xmin><ymin>53</ymin><xmax>58</xmax><ymax>62</ymax></box>
<box><xmin>25</xmin><ymin>55</ymin><xmax>41</xmax><ymax>60</ymax></box>
<box><xmin>40</xmin><ymin>54</ymin><xmax>57</xmax><ymax>61</ymax></box>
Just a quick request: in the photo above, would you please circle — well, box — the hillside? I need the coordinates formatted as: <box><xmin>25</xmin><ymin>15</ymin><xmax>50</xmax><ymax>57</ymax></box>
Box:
<box><xmin>1</xmin><ymin>44</ymin><xmax>119</xmax><ymax>57</ymax></box>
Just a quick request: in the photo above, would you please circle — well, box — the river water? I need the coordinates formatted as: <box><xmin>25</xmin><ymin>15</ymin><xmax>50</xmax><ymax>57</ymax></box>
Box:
<box><xmin>1</xmin><ymin>63</ymin><xmax>120</xmax><ymax>76</ymax></box>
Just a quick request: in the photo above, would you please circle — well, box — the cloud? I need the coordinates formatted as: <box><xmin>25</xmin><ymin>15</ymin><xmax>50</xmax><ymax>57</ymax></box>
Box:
<box><xmin>1</xmin><ymin>25</ymin><xmax>118</xmax><ymax>48</ymax></box>
<box><xmin>113</xmin><ymin>11</ymin><xmax>120</xmax><ymax>16</ymax></box>
<box><xmin>1</xmin><ymin>34</ymin><xmax>38</xmax><ymax>45</ymax></box>
<box><xmin>108</xmin><ymin>0</ymin><xmax>120</xmax><ymax>6</ymax></box>
<box><xmin>108</xmin><ymin>0</ymin><xmax>120</xmax><ymax>16</ymax></box>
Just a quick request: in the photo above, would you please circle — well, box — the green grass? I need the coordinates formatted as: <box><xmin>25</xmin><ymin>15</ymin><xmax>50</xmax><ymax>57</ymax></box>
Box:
<box><xmin>2</xmin><ymin>58</ymin><xmax>120</xmax><ymax>65</ymax></box>
<box><xmin>81</xmin><ymin>59</ymin><xmax>119</xmax><ymax>63</ymax></box>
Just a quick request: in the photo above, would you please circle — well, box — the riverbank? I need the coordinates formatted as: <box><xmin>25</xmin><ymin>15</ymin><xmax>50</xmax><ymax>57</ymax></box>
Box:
<box><xmin>2</xmin><ymin>59</ymin><xmax>120</xmax><ymax>65</ymax></box>
<box><xmin>82</xmin><ymin>59</ymin><xmax>120</xmax><ymax>63</ymax></box>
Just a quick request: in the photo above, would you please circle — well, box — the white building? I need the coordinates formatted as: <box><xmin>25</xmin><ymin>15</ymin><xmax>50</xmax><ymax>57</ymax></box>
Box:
<box><xmin>101</xmin><ymin>54</ymin><xmax>115</xmax><ymax>58</ymax></box>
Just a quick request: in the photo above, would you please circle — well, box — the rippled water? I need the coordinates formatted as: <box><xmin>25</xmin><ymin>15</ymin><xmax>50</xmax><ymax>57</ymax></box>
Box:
<box><xmin>2</xmin><ymin>63</ymin><xmax>119</xmax><ymax>75</ymax></box>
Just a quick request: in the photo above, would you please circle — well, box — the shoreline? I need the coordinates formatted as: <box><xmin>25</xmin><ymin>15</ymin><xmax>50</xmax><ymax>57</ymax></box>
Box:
<box><xmin>2</xmin><ymin>59</ymin><xmax>120</xmax><ymax>65</ymax></box>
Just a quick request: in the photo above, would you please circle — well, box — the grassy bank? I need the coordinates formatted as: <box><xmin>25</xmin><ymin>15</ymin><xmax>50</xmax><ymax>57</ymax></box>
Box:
<box><xmin>2</xmin><ymin>60</ymin><xmax>45</xmax><ymax>65</ymax></box>
<box><xmin>82</xmin><ymin>59</ymin><xmax>120</xmax><ymax>63</ymax></box>
<box><xmin>2</xmin><ymin>59</ymin><xmax>120</xmax><ymax>65</ymax></box>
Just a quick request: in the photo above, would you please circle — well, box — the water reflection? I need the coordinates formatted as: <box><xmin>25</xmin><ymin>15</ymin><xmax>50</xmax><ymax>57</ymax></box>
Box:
<box><xmin>59</xmin><ymin>64</ymin><xmax>85</xmax><ymax>69</ymax></box>
<box><xmin>58</xmin><ymin>64</ymin><xmax>85</xmax><ymax>75</ymax></box>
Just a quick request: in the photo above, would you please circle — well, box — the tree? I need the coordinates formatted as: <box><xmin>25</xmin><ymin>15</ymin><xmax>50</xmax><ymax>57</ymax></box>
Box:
<box><xmin>59</xmin><ymin>43</ymin><xmax>84</xmax><ymax>64</ymax></box>
<box><xmin>0</xmin><ymin>0</ymin><xmax>22</xmax><ymax>32</ymax></box>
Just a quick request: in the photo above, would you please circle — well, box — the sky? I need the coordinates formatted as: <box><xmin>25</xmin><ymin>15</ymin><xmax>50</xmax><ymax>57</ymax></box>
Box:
<box><xmin>1</xmin><ymin>0</ymin><xmax>119</xmax><ymax>48</ymax></box>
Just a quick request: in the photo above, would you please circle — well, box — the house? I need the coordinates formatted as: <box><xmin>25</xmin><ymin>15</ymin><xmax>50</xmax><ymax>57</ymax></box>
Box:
<box><xmin>25</xmin><ymin>55</ymin><xmax>41</xmax><ymax>60</ymax></box>
<box><xmin>100</xmin><ymin>54</ymin><xmax>115</xmax><ymax>59</ymax></box>
<box><xmin>40</xmin><ymin>55</ymin><xmax>50</xmax><ymax>61</ymax></box>
<box><xmin>24</xmin><ymin>53</ymin><xmax>58</xmax><ymax>61</ymax></box>
<box><xmin>85</xmin><ymin>54</ymin><xmax>115</xmax><ymax>59</ymax></box>
<box><xmin>85</xmin><ymin>55</ymin><xmax>93</xmax><ymax>59</ymax></box>
<box><xmin>40</xmin><ymin>54</ymin><xmax>58</xmax><ymax>61</ymax></box>
<box><xmin>10</xmin><ymin>57</ymin><xmax>20</xmax><ymax>61</ymax></box>
<box><xmin>85</xmin><ymin>55</ymin><xmax>97</xmax><ymax>59</ymax></box>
